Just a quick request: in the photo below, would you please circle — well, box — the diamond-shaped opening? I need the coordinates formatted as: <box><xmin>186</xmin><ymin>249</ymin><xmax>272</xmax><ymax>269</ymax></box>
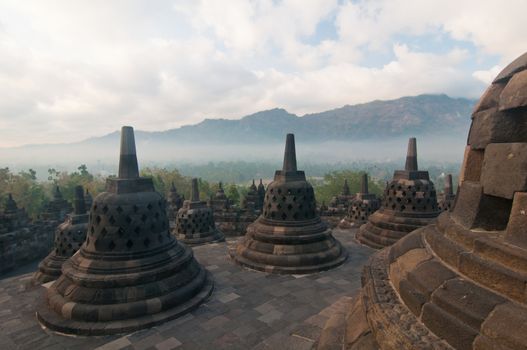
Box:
<box><xmin>101</xmin><ymin>227</ymin><xmax>107</xmax><ymax>235</ymax></box>
<box><xmin>277</xmin><ymin>189</ymin><xmax>282</xmax><ymax>194</ymax></box>
<box><xmin>125</xmin><ymin>215</ymin><xmax>132</xmax><ymax>224</ymax></box>
<box><xmin>93</xmin><ymin>204</ymin><xmax>97</xmax><ymax>211</ymax></box>
<box><xmin>144</xmin><ymin>238</ymin><xmax>150</xmax><ymax>247</ymax></box>
<box><xmin>116</xmin><ymin>206</ymin><xmax>123</xmax><ymax>213</ymax></box>
<box><xmin>287</xmin><ymin>204</ymin><xmax>293</xmax><ymax>211</ymax></box>
<box><xmin>108</xmin><ymin>241</ymin><xmax>116</xmax><ymax>250</ymax></box>
<box><xmin>158</xmin><ymin>234</ymin><xmax>163</xmax><ymax>243</ymax></box>
<box><xmin>109</xmin><ymin>216</ymin><xmax>116</xmax><ymax>224</ymax></box>
<box><xmin>141</xmin><ymin>214</ymin><xmax>148</xmax><ymax>222</ymax></box>
<box><xmin>102</xmin><ymin>205</ymin><xmax>109</xmax><ymax>214</ymax></box>
<box><xmin>126</xmin><ymin>239</ymin><xmax>133</xmax><ymax>249</ymax></box>
<box><xmin>118</xmin><ymin>227</ymin><xmax>125</xmax><ymax>237</ymax></box>
<box><xmin>133</xmin><ymin>205</ymin><xmax>139</xmax><ymax>213</ymax></box>
<box><xmin>95</xmin><ymin>215</ymin><xmax>101</xmax><ymax>225</ymax></box>
<box><xmin>281</xmin><ymin>213</ymin><xmax>287</xmax><ymax>220</ymax></box>
<box><xmin>277</xmin><ymin>204</ymin><xmax>282</xmax><ymax>210</ymax></box>
<box><xmin>147</xmin><ymin>203</ymin><xmax>153</xmax><ymax>210</ymax></box>
<box><xmin>134</xmin><ymin>226</ymin><xmax>141</xmax><ymax>235</ymax></box>
<box><xmin>90</xmin><ymin>226</ymin><xmax>95</xmax><ymax>235</ymax></box>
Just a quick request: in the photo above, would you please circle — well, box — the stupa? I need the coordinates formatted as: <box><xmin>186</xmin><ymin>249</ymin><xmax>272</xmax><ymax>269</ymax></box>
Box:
<box><xmin>242</xmin><ymin>179</ymin><xmax>261</xmax><ymax>211</ymax></box>
<box><xmin>257</xmin><ymin>179</ymin><xmax>266</xmax><ymax>209</ymax></box>
<box><xmin>173</xmin><ymin>178</ymin><xmax>224</xmax><ymax>245</ymax></box>
<box><xmin>166</xmin><ymin>182</ymin><xmax>184</xmax><ymax>227</ymax></box>
<box><xmin>357</xmin><ymin>138</ymin><xmax>440</xmax><ymax>249</ymax></box>
<box><xmin>0</xmin><ymin>193</ymin><xmax>28</xmax><ymax>233</ymax></box>
<box><xmin>438</xmin><ymin>173</ymin><xmax>456</xmax><ymax>211</ymax></box>
<box><xmin>232</xmin><ymin>134</ymin><xmax>347</xmax><ymax>274</ymax></box>
<box><xmin>321</xmin><ymin>180</ymin><xmax>355</xmax><ymax>228</ymax></box>
<box><xmin>33</xmin><ymin>185</ymin><xmax>89</xmax><ymax>284</ymax></box>
<box><xmin>336</xmin><ymin>51</ymin><xmax>527</xmax><ymax>350</ymax></box>
<box><xmin>84</xmin><ymin>188</ymin><xmax>93</xmax><ymax>210</ymax></box>
<box><xmin>41</xmin><ymin>186</ymin><xmax>72</xmax><ymax>221</ymax></box>
<box><xmin>339</xmin><ymin>174</ymin><xmax>380</xmax><ymax>229</ymax></box>
<box><xmin>37</xmin><ymin>126</ymin><xmax>213</xmax><ymax>335</ymax></box>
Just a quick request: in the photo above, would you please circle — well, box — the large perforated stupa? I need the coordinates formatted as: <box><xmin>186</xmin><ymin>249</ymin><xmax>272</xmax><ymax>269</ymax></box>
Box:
<box><xmin>357</xmin><ymin>138</ymin><xmax>441</xmax><ymax>249</ymax></box>
<box><xmin>33</xmin><ymin>185</ymin><xmax>89</xmax><ymax>284</ymax></box>
<box><xmin>37</xmin><ymin>126</ymin><xmax>213</xmax><ymax>335</ymax></box>
<box><xmin>232</xmin><ymin>134</ymin><xmax>347</xmax><ymax>274</ymax></box>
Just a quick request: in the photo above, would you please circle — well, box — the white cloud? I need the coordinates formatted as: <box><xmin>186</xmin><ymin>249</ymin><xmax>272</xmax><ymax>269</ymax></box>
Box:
<box><xmin>0</xmin><ymin>0</ymin><xmax>526</xmax><ymax>147</ymax></box>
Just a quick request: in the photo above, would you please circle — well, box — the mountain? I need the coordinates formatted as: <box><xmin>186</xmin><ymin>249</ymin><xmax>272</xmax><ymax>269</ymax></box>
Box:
<box><xmin>101</xmin><ymin>94</ymin><xmax>474</xmax><ymax>144</ymax></box>
<box><xmin>0</xmin><ymin>94</ymin><xmax>476</xmax><ymax>168</ymax></box>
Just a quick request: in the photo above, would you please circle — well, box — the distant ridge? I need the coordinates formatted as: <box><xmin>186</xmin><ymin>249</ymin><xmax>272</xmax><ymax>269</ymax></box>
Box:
<box><xmin>5</xmin><ymin>94</ymin><xmax>475</xmax><ymax>150</ymax></box>
<box><xmin>48</xmin><ymin>93</ymin><xmax>472</xmax><ymax>148</ymax></box>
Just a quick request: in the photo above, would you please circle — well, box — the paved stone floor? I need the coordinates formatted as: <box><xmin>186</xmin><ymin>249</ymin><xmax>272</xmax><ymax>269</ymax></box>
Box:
<box><xmin>0</xmin><ymin>228</ymin><xmax>373</xmax><ymax>350</ymax></box>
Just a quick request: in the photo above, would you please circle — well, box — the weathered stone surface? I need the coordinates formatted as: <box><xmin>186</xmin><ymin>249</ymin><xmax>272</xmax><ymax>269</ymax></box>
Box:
<box><xmin>477</xmin><ymin>302</ymin><xmax>527</xmax><ymax>350</ymax></box>
<box><xmin>472</xmin><ymin>81</ymin><xmax>505</xmax><ymax>114</ymax></box>
<box><xmin>505</xmin><ymin>191</ymin><xmax>527</xmax><ymax>249</ymax></box>
<box><xmin>451</xmin><ymin>181</ymin><xmax>512</xmax><ymax>231</ymax></box>
<box><xmin>499</xmin><ymin>68</ymin><xmax>527</xmax><ymax>111</ymax></box>
<box><xmin>481</xmin><ymin>142</ymin><xmax>527</xmax><ymax>199</ymax></box>
<box><xmin>233</xmin><ymin>134</ymin><xmax>347</xmax><ymax>274</ymax></box>
<box><xmin>459</xmin><ymin>146</ymin><xmax>484</xmax><ymax>182</ymax></box>
<box><xmin>468</xmin><ymin>107</ymin><xmax>527</xmax><ymax>149</ymax></box>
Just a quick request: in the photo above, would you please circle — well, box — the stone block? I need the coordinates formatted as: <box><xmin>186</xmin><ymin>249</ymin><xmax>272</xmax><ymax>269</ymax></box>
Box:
<box><xmin>479</xmin><ymin>302</ymin><xmax>527</xmax><ymax>349</ymax></box>
<box><xmin>472</xmin><ymin>81</ymin><xmax>505</xmax><ymax>114</ymax></box>
<box><xmin>406</xmin><ymin>260</ymin><xmax>456</xmax><ymax>298</ymax></box>
<box><xmin>389</xmin><ymin>248</ymin><xmax>431</xmax><ymax>292</ymax></box>
<box><xmin>493</xmin><ymin>52</ymin><xmax>527</xmax><ymax>83</ymax></box>
<box><xmin>499</xmin><ymin>69</ymin><xmax>527</xmax><ymax>111</ymax></box>
<box><xmin>481</xmin><ymin>143</ymin><xmax>527</xmax><ymax>199</ymax></box>
<box><xmin>430</xmin><ymin>278</ymin><xmax>506</xmax><ymax>330</ymax></box>
<box><xmin>505</xmin><ymin>191</ymin><xmax>527</xmax><ymax>249</ymax></box>
<box><xmin>459</xmin><ymin>146</ymin><xmax>484</xmax><ymax>182</ymax></box>
<box><xmin>398</xmin><ymin>279</ymin><xmax>427</xmax><ymax>316</ymax></box>
<box><xmin>451</xmin><ymin>181</ymin><xmax>512</xmax><ymax>231</ymax></box>
<box><xmin>468</xmin><ymin>107</ymin><xmax>527</xmax><ymax>150</ymax></box>
<box><xmin>421</xmin><ymin>302</ymin><xmax>478</xmax><ymax>350</ymax></box>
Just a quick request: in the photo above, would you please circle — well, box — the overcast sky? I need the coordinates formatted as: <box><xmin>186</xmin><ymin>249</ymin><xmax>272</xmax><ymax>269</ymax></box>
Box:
<box><xmin>0</xmin><ymin>0</ymin><xmax>526</xmax><ymax>147</ymax></box>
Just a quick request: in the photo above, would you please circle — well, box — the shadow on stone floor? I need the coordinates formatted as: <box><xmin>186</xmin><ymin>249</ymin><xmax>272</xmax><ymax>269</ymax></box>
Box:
<box><xmin>0</xmin><ymin>228</ymin><xmax>374</xmax><ymax>350</ymax></box>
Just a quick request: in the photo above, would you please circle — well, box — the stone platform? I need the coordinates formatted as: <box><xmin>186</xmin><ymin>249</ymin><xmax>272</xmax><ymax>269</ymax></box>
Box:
<box><xmin>0</xmin><ymin>229</ymin><xmax>372</xmax><ymax>350</ymax></box>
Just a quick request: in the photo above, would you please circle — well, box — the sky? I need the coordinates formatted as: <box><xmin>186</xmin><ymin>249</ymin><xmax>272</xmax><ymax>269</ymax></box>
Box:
<box><xmin>0</xmin><ymin>0</ymin><xmax>526</xmax><ymax>148</ymax></box>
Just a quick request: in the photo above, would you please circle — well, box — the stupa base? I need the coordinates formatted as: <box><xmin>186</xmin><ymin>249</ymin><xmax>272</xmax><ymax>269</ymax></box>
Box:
<box><xmin>36</xmin><ymin>271</ymin><xmax>214</xmax><ymax>336</ymax></box>
<box><xmin>177</xmin><ymin>230</ymin><xmax>225</xmax><ymax>246</ymax></box>
<box><xmin>356</xmin><ymin>210</ymin><xmax>437</xmax><ymax>249</ymax></box>
<box><xmin>32</xmin><ymin>253</ymin><xmax>66</xmax><ymax>285</ymax></box>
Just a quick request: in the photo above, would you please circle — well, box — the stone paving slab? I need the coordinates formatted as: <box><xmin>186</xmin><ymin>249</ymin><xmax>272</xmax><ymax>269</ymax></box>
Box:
<box><xmin>0</xmin><ymin>229</ymin><xmax>373</xmax><ymax>350</ymax></box>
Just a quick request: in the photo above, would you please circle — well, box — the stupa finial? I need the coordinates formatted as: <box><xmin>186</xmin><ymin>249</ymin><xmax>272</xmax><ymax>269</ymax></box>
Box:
<box><xmin>191</xmin><ymin>178</ymin><xmax>200</xmax><ymax>202</ymax></box>
<box><xmin>73</xmin><ymin>185</ymin><xmax>86</xmax><ymax>215</ymax></box>
<box><xmin>405</xmin><ymin>137</ymin><xmax>418</xmax><ymax>171</ymax></box>
<box><xmin>445</xmin><ymin>174</ymin><xmax>453</xmax><ymax>195</ymax></box>
<box><xmin>118</xmin><ymin>126</ymin><xmax>139</xmax><ymax>179</ymax></box>
<box><xmin>282</xmin><ymin>133</ymin><xmax>297</xmax><ymax>172</ymax></box>
<box><xmin>361</xmin><ymin>173</ymin><xmax>369</xmax><ymax>194</ymax></box>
